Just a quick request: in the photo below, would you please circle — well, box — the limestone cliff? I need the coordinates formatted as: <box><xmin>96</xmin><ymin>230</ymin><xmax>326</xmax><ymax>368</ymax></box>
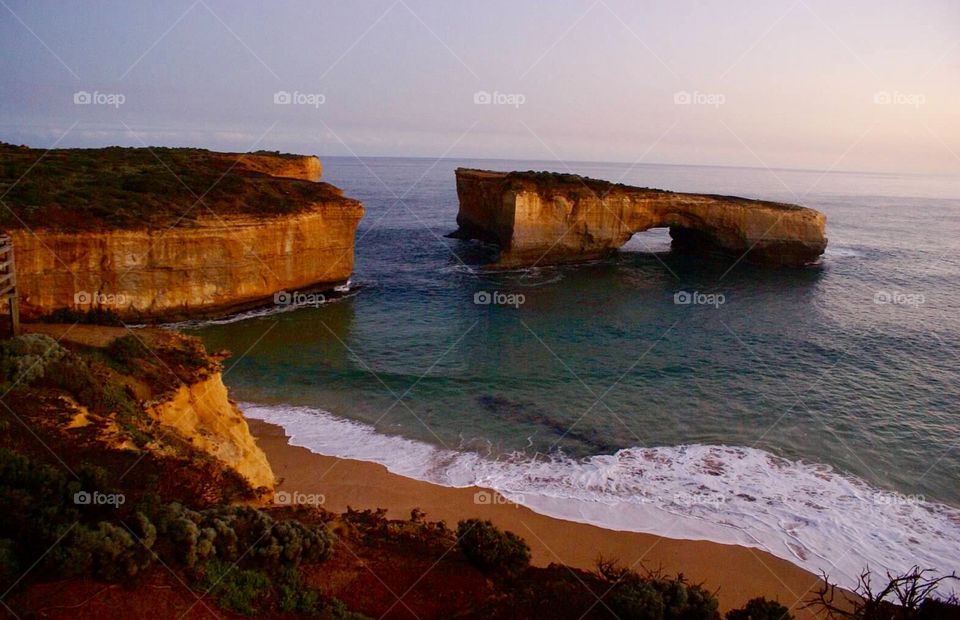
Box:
<box><xmin>146</xmin><ymin>372</ymin><xmax>275</xmax><ymax>492</ymax></box>
<box><xmin>11</xmin><ymin>204</ymin><xmax>362</xmax><ymax>321</ymax></box>
<box><xmin>450</xmin><ymin>169</ymin><xmax>827</xmax><ymax>267</ymax></box>
<box><xmin>0</xmin><ymin>145</ymin><xmax>362</xmax><ymax>321</ymax></box>
<box><xmin>11</xmin><ymin>325</ymin><xmax>276</xmax><ymax>500</ymax></box>
<box><xmin>239</xmin><ymin>152</ymin><xmax>323</xmax><ymax>181</ymax></box>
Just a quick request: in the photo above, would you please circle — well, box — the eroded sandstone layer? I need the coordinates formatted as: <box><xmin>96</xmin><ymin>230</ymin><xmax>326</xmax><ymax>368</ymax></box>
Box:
<box><xmin>147</xmin><ymin>371</ymin><xmax>275</xmax><ymax>491</ymax></box>
<box><xmin>10</xmin><ymin>206</ymin><xmax>361</xmax><ymax>321</ymax></box>
<box><xmin>0</xmin><ymin>145</ymin><xmax>362</xmax><ymax>320</ymax></box>
<box><xmin>450</xmin><ymin>169</ymin><xmax>827</xmax><ymax>267</ymax></box>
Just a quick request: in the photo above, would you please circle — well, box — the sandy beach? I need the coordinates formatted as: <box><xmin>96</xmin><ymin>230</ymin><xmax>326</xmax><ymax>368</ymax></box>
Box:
<box><xmin>249</xmin><ymin>418</ymin><xmax>830</xmax><ymax>616</ymax></box>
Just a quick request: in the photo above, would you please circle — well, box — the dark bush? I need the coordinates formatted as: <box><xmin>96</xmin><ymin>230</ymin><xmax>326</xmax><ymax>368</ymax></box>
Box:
<box><xmin>598</xmin><ymin>559</ymin><xmax>720</xmax><ymax>620</ymax></box>
<box><xmin>198</xmin><ymin>559</ymin><xmax>271</xmax><ymax>616</ymax></box>
<box><xmin>51</xmin><ymin>520</ymin><xmax>150</xmax><ymax>581</ymax></box>
<box><xmin>148</xmin><ymin>502</ymin><xmax>333</xmax><ymax>571</ymax></box>
<box><xmin>105</xmin><ymin>334</ymin><xmax>150</xmax><ymax>364</ymax></box>
<box><xmin>456</xmin><ymin>519</ymin><xmax>531</xmax><ymax>577</ymax></box>
<box><xmin>0</xmin><ymin>333</ymin><xmax>67</xmax><ymax>388</ymax></box>
<box><xmin>0</xmin><ymin>448</ymin><xmax>82</xmax><ymax>553</ymax></box>
<box><xmin>727</xmin><ymin>597</ymin><xmax>794</xmax><ymax>620</ymax></box>
<box><xmin>277</xmin><ymin>567</ymin><xmax>321</xmax><ymax>614</ymax></box>
<box><xmin>0</xmin><ymin>450</ymin><xmax>334</xmax><ymax>598</ymax></box>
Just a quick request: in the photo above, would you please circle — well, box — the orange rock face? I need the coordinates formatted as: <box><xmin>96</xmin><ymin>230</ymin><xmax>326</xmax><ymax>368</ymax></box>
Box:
<box><xmin>238</xmin><ymin>153</ymin><xmax>323</xmax><ymax>181</ymax></box>
<box><xmin>8</xmin><ymin>153</ymin><xmax>362</xmax><ymax>321</ymax></box>
<box><xmin>147</xmin><ymin>372</ymin><xmax>275</xmax><ymax>492</ymax></box>
<box><xmin>452</xmin><ymin>169</ymin><xmax>827</xmax><ymax>268</ymax></box>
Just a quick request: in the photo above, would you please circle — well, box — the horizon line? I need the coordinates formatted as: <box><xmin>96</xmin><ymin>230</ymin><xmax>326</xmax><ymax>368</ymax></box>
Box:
<box><xmin>1</xmin><ymin>137</ymin><xmax>952</xmax><ymax>179</ymax></box>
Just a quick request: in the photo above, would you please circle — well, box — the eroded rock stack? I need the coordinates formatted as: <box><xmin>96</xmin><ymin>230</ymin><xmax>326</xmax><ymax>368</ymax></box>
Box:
<box><xmin>450</xmin><ymin>168</ymin><xmax>827</xmax><ymax>268</ymax></box>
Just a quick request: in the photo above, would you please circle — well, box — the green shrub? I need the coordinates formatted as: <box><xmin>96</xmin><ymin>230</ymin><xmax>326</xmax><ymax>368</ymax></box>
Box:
<box><xmin>0</xmin><ymin>333</ymin><xmax>67</xmax><ymax>388</ymax></box>
<box><xmin>608</xmin><ymin>578</ymin><xmax>666</xmax><ymax>620</ymax></box>
<box><xmin>277</xmin><ymin>567</ymin><xmax>321</xmax><ymax>614</ymax></box>
<box><xmin>0</xmin><ymin>334</ymin><xmax>140</xmax><ymax>426</ymax></box>
<box><xmin>147</xmin><ymin>502</ymin><xmax>332</xmax><ymax>571</ymax></box>
<box><xmin>0</xmin><ymin>449</ymin><xmax>151</xmax><ymax>582</ymax></box>
<box><xmin>598</xmin><ymin>560</ymin><xmax>720</xmax><ymax>620</ymax></box>
<box><xmin>149</xmin><ymin>502</ymin><xmax>216</xmax><ymax>569</ymax></box>
<box><xmin>198</xmin><ymin>559</ymin><xmax>271</xmax><ymax>616</ymax></box>
<box><xmin>0</xmin><ymin>450</ymin><xmax>337</xmax><ymax>610</ymax></box>
<box><xmin>456</xmin><ymin>519</ymin><xmax>531</xmax><ymax>577</ymax></box>
<box><xmin>0</xmin><ymin>448</ymin><xmax>82</xmax><ymax>555</ymax></box>
<box><xmin>52</xmin><ymin>520</ymin><xmax>150</xmax><ymax>581</ymax></box>
<box><xmin>40</xmin><ymin>355</ymin><xmax>139</xmax><ymax>419</ymax></box>
<box><xmin>727</xmin><ymin>597</ymin><xmax>794</xmax><ymax>620</ymax></box>
<box><xmin>318</xmin><ymin>598</ymin><xmax>372</xmax><ymax>620</ymax></box>
<box><xmin>105</xmin><ymin>334</ymin><xmax>150</xmax><ymax>364</ymax></box>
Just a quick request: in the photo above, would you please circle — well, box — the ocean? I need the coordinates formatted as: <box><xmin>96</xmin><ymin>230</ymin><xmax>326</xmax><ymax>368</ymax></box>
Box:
<box><xmin>188</xmin><ymin>156</ymin><xmax>960</xmax><ymax>588</ymax></box>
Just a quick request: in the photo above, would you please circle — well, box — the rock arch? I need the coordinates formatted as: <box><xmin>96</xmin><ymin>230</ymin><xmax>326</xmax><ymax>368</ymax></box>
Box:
<box><xmin>449</xmin><ymin>169</ymin><xmax>827</xmax><ymax>268</ymax></box>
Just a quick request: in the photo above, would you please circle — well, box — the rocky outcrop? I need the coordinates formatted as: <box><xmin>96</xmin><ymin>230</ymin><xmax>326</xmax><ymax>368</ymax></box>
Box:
<box><xmin>147</xmin><ymin>372</ymin><xmax>275</xmax><ymax>492</ymax></box>
<box><xmin>238</xmin><ymin>153</ymin><xmax>323</xmax><ymax>181</ymax></box>
<box><xmin>10</xmin><ymin>325</ymin><xmax>276</xmax><ymax>501</ymax></box>
<box><xmin>450</xmin><ymin>169</ymin><xmax>827</xmax><ymax>267</ymax></box>
<box><xmin>2</xmin><ymin>149</ymin><xmax>362</xmax><ymax>321</ymax></box>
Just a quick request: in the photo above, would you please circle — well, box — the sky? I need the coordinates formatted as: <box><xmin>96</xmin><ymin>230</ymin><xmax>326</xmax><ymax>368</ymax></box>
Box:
<box><xmin>1</xmin><ymin>0</ymin><xmax>958</xmax><ymax>174</ymax></box>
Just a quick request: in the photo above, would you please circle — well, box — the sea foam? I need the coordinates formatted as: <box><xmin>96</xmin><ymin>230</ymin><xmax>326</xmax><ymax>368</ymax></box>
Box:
<box><xmin>242</xmin><ymin>402</ymin><xmax>960</xmax><ymax>591</ymax></box>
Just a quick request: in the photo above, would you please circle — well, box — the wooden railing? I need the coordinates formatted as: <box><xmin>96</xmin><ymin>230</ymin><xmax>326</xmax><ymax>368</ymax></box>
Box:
<box><xmin>0</xmin><ymin>235</ymin><xmax>19</xmax><ymax>336</ymax></box>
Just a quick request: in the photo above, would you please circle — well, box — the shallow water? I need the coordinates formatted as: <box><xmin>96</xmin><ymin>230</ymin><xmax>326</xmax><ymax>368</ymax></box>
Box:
<box><xmin>190</xmin><ymin>157</ymin><xmax>960</xmax><ymax>587</ymax></box>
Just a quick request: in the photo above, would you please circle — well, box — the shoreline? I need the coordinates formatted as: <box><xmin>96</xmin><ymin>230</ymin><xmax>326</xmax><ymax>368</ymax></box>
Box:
<box><xmin>248</xmin><ymin>417</ymin><xmax>828</xmax><ymax>615</ymax></box>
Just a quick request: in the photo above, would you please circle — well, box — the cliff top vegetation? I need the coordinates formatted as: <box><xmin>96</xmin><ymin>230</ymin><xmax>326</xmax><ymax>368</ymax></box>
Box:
<box><xmin>0</xmin><ymin>143</ymin><xmax>357</xmax><ymax>231</ymax></box>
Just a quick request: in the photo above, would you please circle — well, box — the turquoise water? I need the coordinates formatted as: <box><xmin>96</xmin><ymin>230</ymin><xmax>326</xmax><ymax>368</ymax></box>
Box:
<box><xmin>190</xmin><ymin>158</ymin><xmax>960</xmax><ymax>584</ymax></box>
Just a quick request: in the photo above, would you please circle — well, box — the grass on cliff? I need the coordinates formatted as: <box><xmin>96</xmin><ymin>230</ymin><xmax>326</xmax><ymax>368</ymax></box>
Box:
<box><xmin>0</xmin><ymin>143</ymin><xmax>349</xmax><ymax>231</ymax></box>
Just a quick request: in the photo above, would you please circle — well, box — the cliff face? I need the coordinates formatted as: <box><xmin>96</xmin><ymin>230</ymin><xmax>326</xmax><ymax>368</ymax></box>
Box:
<box><xmin>238</xmin><ymin>153</ymin><xmax>323</xmax><ymax>181</ymax></box>
<box><xmin>3</xmin><ymin>326</ymin><xmax>275</xmax><ymax>503</ymax></box>
<box><xmin>147</xmin><ymin>372</ymin><xmax>275</xmax><ymax>492</ymax></box>
<box><xmin>12</xmin><ymin>202</ymin><xmax>362</xmax><ymax>321</ymax></box>
<box><xmin>0</xmin><ymin>148</ymin><xmax>362</xmax><ymax>321</ymax></box>
<box><xmin>451</xmin><ymin>169</ymin><xmax>827</xmax><ymax>267</ymax></box>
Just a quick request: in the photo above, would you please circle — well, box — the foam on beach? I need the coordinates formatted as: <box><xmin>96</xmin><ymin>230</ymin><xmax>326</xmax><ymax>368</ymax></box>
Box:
<box><xmin>242</xmin><ymin>402</ymin><xmax>960</xmax><ymax>591</ymax></box>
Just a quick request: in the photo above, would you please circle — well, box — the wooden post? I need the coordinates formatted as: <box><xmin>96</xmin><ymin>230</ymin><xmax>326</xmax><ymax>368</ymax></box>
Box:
<box><xmin>0</xmin><ymin>234</ymin><xmax>19</xmax><ymax>336</ymax></box>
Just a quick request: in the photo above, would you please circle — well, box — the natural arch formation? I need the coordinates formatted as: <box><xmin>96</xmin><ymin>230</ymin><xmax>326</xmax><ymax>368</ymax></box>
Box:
<box><xmin>449</xmin><ymin>169</ymin><xmax>827</xmax><ymax>268</ymax></box>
